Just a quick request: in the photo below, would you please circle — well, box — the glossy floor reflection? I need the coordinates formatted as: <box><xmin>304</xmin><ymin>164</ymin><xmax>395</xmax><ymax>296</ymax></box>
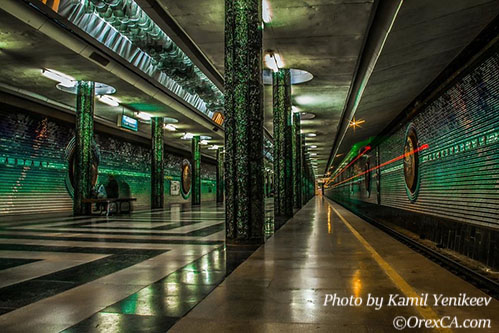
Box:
<box><xmin>171</xmin><ymin>197</ymin><xmax>499</xmax><ymax>332</ymax></box>
<box><xmin>0</xmin><ymin>202</ymin><xmax>228</xmax><ymax>332</ymax></box>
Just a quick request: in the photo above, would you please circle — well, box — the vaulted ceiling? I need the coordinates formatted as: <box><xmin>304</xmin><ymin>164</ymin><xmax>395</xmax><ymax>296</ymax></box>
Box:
<box><xmin>0</xmin><ymin>0</ymin><xmax>497</xmax><ymax>174</ymax></box>
<box><xmin>153</xmin><ymin>0</ymin><xmax>498</xmax><ymax>176</ymax></box>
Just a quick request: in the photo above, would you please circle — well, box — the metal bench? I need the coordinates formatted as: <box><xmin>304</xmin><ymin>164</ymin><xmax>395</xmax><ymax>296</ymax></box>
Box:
<box><xmin>82</xmin><ymin>198</ymin><xmax>137</xmax><ymax>216</ymax></box>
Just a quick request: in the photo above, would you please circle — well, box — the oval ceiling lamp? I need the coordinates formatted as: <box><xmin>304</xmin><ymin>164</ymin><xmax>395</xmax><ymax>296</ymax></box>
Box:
<box><xmin>163</xmin><ymin>117</ymin><xmax>179</xmax><ymax>124</ymax></box>
<box><xmin>263</xmin><ymin>68</ymin><xmax>313</xmax><ymax>85</ymax></box>
<box><xmin>56</xmin><ymin>81</ymin><xmax>116</xmax><ymax>96</ymax></box>
<box><xmin>299</xmin><ymin>112</ymin><xmax>316</xmax><ymax>120</ymax></box>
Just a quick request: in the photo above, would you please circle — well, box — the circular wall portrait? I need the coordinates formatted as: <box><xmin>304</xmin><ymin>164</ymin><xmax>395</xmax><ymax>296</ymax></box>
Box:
<box><xmin>403</xmin><ymin>124</ymin><xmax>420</xmax><ymax>202</ymax></box>
<box><xmin>64</xmin><ymin>137</ymin><xmax>100</xmax><ymax>198</ymax></box>
<box><xmin>181</xmin><ymin>159</ymin><xmax>192</xmax><ymax>199</ymax></box>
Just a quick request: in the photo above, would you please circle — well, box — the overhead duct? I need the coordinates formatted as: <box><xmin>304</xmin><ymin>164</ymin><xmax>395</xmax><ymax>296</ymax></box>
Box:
<box><xmin>1</xmin><ymin>0</ymin><xmax>224</xmax><ymax>139</ymax></box>
<box><xmin>325</xmin><ymin>0</ymin><xmax>403</xmax><ymax>173</ymax></box>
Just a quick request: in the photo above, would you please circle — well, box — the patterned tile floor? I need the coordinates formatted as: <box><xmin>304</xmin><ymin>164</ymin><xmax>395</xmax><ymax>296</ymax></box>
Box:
<box><xmin>0</xmin><ymin>201</ymin><xmax>246</xmax><ymax>332</ymax></box>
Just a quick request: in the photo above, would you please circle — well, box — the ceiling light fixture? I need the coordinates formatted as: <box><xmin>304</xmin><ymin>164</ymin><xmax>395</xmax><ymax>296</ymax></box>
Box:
<box><xmin>300</xmin><ymin>112</ymin><xmax>316</xmax><ymax>120</ymax></box>
<box><xmin>200</xmin><ymin>135</ymin><xmax>212</xmax><ymax>140</ymax></box>
<box><xmin>181</xmin><ymin>132</ymin><xmax>194</xmax><ymax>140</ymax></box>
<box><xmin>349</xmin><ymin>117</ymin><xmax>366</xmax><ymax>132</ymax></box>
<box><xmin>308</xmin><ymin>145</ymin><xmax>317</xmax><ymax>149</ymax></box>
<box><xmin>163</xmin><ymin>117</ymin><xmax>179</xmax><ymax>124</ymax></box>
<box><xmin>135</xmin><ymin>112</ymin><xmax>152</xmax><ymax>121</ymax></box>
<box><xmin>262</xmin><ymin>0</ymin><xmax>272</xmax><ymax>23</ymax></box>
<box><xmin>264</xmin><ymin>52</ymin><xmax>284</xmax><ymax>73</ymax></box>
<box><xmin>200</xmin><ymin>140</ymin><xmax>209</xmax><ymax>145</ymax></box>
<box><xmin>305</xmin><ymin>133</ymin><xmax>317</xmax><ymax>137</ymax></box>
<box><xmin>208</xmin><ymin>145</ymin><xmax>220</xmax><ymax>150</ymax></box>
<box><xmin>97</xmin><ymin>95</ymin><xmax>120</xmax><ymax>107</ymax></box>
<box><xmin>310</xmin><ymin>153</ymin><xmax>318</xmax><ymax>156</ymax></box>
<box><xmin>164</xmin><ymin>124</ymin><xmax>177</xmax><ymax>131</ymax></box>
<box><xmin>41</xmin><ymin>69</ymin><xmax>75</xmax><ymax>87</ymax></box>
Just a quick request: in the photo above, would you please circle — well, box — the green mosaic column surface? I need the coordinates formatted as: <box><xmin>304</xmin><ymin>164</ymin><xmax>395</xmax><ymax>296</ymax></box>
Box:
<box><xmin>300</xmin><ymin>134</ymin><xmax>307</xmax><ymax>205</ymax></box>
<box><xmin>225</xmin><ymin>0</ymin><xmax>264</xmax><ymax>242</ymax></box>
<box><xmin>151</xmin><ymin>117</ymin><xmax>164</xmax><ymax>209</ymax></box>
<box><xmin>293</xmin><ymin>112</ymin><xmax>302</xmax><ymax>209</ymax></box>
<box><xmin>192</xmin><ymin>136</ymin><xmax>201</xmax><ymax>205</ymax></box>
<box><xmin>216</xmin><ymin>147</ymin><xmax>224</xmax><ymax>203</ymax></box>
<box><xmin>73</xmin><ymin>81</ymin><xmax>95</xmax><ymax>216</ymax></box>
<box><xmin>273</xmin><ymin>68</ymin><xmax>293</xmax><ymax>218</ymax></box>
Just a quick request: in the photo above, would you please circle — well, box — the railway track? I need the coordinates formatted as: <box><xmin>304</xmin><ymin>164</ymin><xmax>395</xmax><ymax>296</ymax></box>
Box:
<box><xmin>333</xmin><ymin>201</ymin><xmax>499</xmax><ymax>300</ymax></box>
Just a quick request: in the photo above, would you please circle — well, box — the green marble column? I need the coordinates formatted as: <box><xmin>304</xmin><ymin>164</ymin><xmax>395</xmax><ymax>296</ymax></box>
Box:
<box><xmin>294</xmin><ymin>113</ymin><xmax>303</xmax><ymax>209</ymax></box>
<box><xmin>216</xmin><ymin>148</ymin><xmax>224</xmax><ymax>203</ymax></box>
<box><xmin>73</xmin><ymin>81</ymin><xmax>95</xmax><ymax>216</ymax></box>
<box><xmin>301</xmin><ymin>134</ymin><xmax>308</xmax><ymax>205</ymax></box>
<box><xmin>151</xmin><ymin>117</ymin><xmax>164</xmax><ymax>209</ymax></box>
<box><xmin>192</xmin><ymin>136</ymin><xmax>201</xmax><ymax>205</ymax></box>
<box><xmin>225</xmin><ymin>0</ymin><xmax>264</xmax><ymax>242</ymax></box>
<box><xmin>273</xmin><ymin>68</ymin><xmax>293</xmax><ymax>218</ymax></box>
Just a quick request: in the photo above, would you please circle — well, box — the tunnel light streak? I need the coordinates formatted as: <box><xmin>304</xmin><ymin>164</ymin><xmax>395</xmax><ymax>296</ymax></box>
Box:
<box><xmin>200</xmin><ymin>140</ymin><xmax>209</xmax><ymax>145</ymax></box>
<box><xmin>208</xmin><ymin>145</ymin><xmax>219</xmax><ymax>150</ymax></box>
<box><xmin>327</xmin><ymin>146</ymin><xmax>371</xmax><ymax>185</ymax></box>
<box><xmin>328</xmin><ymin>144</ymin><xmax>429</xmax><ymax>188</ymax></box>
<box><xmin>41</xmin><ymin>69</ymin><xmax>75</xmax><ymax>87</ymax></box>
<box><xmin>97</xmin><ymin>95</ymin><xmax>120</xmax><ymax>107</ymax></box>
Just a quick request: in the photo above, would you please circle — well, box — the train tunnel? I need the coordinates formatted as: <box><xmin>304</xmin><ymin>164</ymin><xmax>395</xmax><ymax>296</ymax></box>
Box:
<box><xmin>0</xmin><ymin>0</ymin><xmax>498</xmax><ymax>332</ymax></box>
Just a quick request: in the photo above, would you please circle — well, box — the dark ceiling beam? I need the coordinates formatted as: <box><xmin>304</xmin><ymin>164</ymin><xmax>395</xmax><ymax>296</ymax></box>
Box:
<box><xmin>325</xmin><ymin>0</ymin><xmax>403</xmax><ymax>174</ymax></box>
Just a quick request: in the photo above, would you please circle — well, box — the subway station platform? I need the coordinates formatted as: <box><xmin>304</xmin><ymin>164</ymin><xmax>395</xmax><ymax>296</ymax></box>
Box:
<box><xmin>172</xmin><ymin>197</ymin><xmax>499</xmax><ymax>332</ymax></box>
<box><xmin>0</xmin><ymin>203</ymin><xmax>227</xmax><ymax>332</ymax></box>
<box><xmin>0</xmin><ymin>0</ymin><xmax>498</xmax><ymax>332</ymax></box>
<box><xmin>0</xmin><ymin>198</ymin><xmax>496</xmax><ymax>332</ymax></box>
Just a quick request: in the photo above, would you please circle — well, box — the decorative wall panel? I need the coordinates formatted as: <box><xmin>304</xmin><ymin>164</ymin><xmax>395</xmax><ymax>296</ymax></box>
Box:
<box><xmin>326</xmin><ymin>50</ymin><xmax>499</xmax><ymax>268</ymax></box>
<box><xmin>327</xmin><ymin>52</ymin><xmax>499</xmax><ymax>228</ymax></box>
<box><xmin>0</xmin><ymin>108</ymin><xmax>216</xmax><ymax>216</ymax></box>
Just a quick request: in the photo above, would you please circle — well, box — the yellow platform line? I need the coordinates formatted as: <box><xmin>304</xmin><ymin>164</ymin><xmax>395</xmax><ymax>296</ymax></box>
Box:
<box><xmin>330</xmin><ymin>203</ymin><xmax>451</xmax><ymax>333</ymax></box>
